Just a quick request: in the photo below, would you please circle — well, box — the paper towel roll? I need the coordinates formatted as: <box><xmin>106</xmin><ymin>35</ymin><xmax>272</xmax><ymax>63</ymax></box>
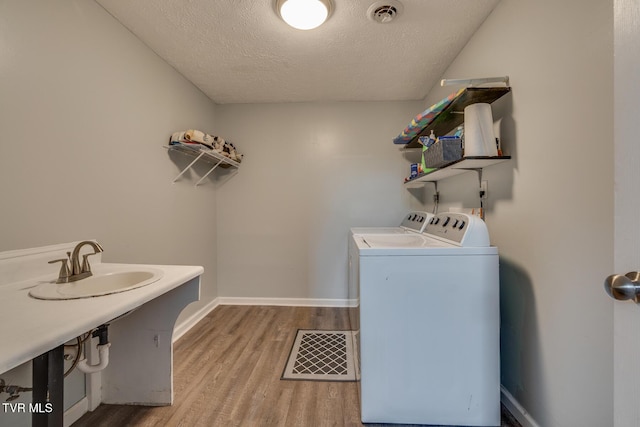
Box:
<box><xmin>464</xmin><ymin>103</ymin><xmax>498</xmax><ymax>157</ymax></box>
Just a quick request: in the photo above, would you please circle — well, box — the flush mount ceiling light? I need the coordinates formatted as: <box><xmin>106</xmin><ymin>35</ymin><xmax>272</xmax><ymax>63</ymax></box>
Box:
<box><xmin>277</xmin><ymin>0</ymin><xmax>332</xmax><ymax>30</ymax></box>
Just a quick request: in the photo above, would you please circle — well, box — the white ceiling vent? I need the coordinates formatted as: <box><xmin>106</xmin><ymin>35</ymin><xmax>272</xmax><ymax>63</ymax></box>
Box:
<box><xmin>367</xmin><ymin>1</ymin><xmax>403</xmax><ymax>24</ymax></box>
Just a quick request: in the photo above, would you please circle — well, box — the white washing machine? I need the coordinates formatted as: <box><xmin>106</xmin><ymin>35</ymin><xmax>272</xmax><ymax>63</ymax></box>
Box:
<box><xmin>350</xmin><ymin>212</ymin><xmax>500</xmax><ymax>426</ymax></box>
<box><xmin>350</xmin><ymin>211</ymin><xmax>433</xmax><ymax>237</ymax></box>
<box><xmin>348</xmin><ymin>211</ymin><xmax>433</xmax><ymax>333</ymax></box>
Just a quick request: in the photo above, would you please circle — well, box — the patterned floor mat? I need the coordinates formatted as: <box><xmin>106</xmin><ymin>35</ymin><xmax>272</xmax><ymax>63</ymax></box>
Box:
<box><xmin>281</xmin><ymin>329</ymin><xmax>357</xmax><ymax>382</ymax></box>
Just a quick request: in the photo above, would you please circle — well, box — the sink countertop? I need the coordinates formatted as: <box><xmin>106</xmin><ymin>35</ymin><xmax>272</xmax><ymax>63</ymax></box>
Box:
<box><xmin>0</xmin><ymin>262</ymin><xmax>203</xmax><ymax>375</ymax></box>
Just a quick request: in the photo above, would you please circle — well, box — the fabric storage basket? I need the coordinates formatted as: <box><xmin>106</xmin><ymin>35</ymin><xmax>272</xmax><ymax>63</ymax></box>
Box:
<box><xmin>424</xmin><ymin>137</ymin><xmax>462</xmax><ymax>168</ymax></box>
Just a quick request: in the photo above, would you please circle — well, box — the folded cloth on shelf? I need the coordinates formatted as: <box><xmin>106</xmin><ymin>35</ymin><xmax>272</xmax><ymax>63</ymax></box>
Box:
<box><xmin>169</xmin><ymin>131</ymin><xmax>187</xmax><ymax>144</ymax></box>
<box><xmin>222</xmin><ymin>140</ymin><xmax>243</xmax><ymax>163</ymax></box>
<box><xmin>392</xmin><ymin>88</ymin><xmax>465</xmax><ymax>145</ymax></box>
<box><xmin>184</xmin><ymin>129</ymin><xmax>204</xmax><ymax>143</ymax></box>
<box><xmin>169</xmin><ymin>130</ymin><xmax>243</xmax><ymax>163</ymax></box>
<box><xmin>184</xmin><ymin>129</ymin><xmax>216</xmax><ymax>149</ymax></box>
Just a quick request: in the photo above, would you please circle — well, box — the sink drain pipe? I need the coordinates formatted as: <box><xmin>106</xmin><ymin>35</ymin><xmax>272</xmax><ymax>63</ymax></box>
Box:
<box><xmin>78</xmin><ymin>324</ymin><xmax>111</xmax><ymax>374</ymax></box>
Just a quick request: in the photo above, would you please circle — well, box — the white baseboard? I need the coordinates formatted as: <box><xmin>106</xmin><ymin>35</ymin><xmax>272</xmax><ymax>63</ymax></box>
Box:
<box><xmin>172</xmin><ymin>297</ymin><xmax>355</xmax><ymax>342</ymax></box>
<box><xmin>172</xmin><ymin>297</ymin><xmax>220</xmax><ymax>343</ymax></box>
<box><xmin>172</xmin><ymin>297</ymin><xmax>355</xmax><ymax>345</ymax></box>
<box><xmin>501</xmin><ymin>385</ymin><xmax>540</xmax><ymax>427</ymax></box>
<box><xmin>217</xmin><ymin>297</ymin><xmax>356</xmax><ymax>308</ymax></box>
<box><xmin>64</xmin><ymin>396</ymin><xmax>88</xmax><ymax>427</ymax></box>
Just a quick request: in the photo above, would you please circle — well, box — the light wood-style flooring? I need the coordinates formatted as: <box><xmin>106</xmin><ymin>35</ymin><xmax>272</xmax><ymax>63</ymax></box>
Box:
<box><xmin>74</xmin><ymin>305</ymin><xmax>520</xmax><ymax>427</ymax></box>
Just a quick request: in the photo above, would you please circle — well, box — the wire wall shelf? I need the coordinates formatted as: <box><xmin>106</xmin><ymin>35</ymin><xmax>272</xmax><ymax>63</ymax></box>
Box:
<box><xmin>164</xmin><ymin>144</ymin><xmax>239</xmax><ymax>186</ymax></box>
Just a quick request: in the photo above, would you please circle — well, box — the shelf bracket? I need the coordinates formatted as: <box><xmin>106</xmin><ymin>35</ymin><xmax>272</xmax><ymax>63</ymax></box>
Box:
<box><xmin>165</xmin><ymin>145</ymin><xmax>240</xmax><ymax>186</ymax></box>
<box><xmin>194</xmin><ymin>159</ymin><xmax>223</xmax><ymax>186</ymax></box>
<box><xmin>424</xmin><ymin>181</ymin><xmax>439</xmax><ymax>213</ymax></box>
<box><xmin>472</xmin><ymin>168</ymin><xmax>486</xmax><ymax>220</ymax></box>
<box><xmin>474</xmin><ymin>168</ymin><xmax>483</xmax><ymax>185</ymax></box>
<box><xmin>172</xmin><ymin>151</ymin><xmax>206</xmax><ymax>183</ymax></box>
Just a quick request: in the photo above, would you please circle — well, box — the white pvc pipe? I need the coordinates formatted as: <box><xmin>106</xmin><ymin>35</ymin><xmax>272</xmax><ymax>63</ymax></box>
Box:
<box><xmin>78</xmin><ymin>343</ymin><xmax>111</xmax><ymax>374</ymax></box>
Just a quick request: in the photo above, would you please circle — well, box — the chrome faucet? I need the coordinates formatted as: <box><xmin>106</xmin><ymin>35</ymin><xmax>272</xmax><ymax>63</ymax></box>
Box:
<box><xmin>49</xmin><ymin>240</ymin><xmax>104</xmax><ymax>283</ymax></box>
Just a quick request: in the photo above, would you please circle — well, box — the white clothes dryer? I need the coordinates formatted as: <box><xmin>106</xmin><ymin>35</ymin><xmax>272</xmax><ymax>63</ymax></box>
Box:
<box><xmin>350</xmin><ymin>212</ymin><xmax>500</xmax><ymax>426</ymax></box>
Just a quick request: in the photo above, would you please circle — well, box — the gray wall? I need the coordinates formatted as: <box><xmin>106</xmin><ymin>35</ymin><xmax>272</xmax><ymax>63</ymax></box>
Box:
<box><xmin>213</xmin><ymin>101</ymin><xmax>425</xmax><ymax>301</ymax></box>
<box><xmin>0</xmin><ymin>0</ymin><xmax>220</xmax><ymax>316</ymax></box>
<box><xmin>0</xmin><ymin>2</ymin><xmax>220</xmax><ymax>423</ymax></box>
<box><xmin>0</xmin><ymin>0</ymin><xmax>222</xmax><ymax>426</ymax></box>
<box><xmin>418</xmin><ymin>0</ymin><xmax>614</xmax><ymax>425</ymax></box>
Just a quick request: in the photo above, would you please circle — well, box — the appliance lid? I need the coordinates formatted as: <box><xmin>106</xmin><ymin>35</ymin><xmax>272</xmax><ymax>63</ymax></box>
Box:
<box><xmin>350</xmin><ymin>211</ymin><xmax>433</xmax><ymax>236</ymax></box>
<box><xmin>352</xmin><ymin>234</ymin><xmax>497</xmax><ymax>256</ymax></box>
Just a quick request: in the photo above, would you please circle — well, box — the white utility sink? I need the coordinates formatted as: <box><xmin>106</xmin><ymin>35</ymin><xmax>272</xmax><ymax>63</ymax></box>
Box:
<box><xmin>28</xmin><ymin>267</ymin><xmax>164</xmax><ymax>300</ymax></box>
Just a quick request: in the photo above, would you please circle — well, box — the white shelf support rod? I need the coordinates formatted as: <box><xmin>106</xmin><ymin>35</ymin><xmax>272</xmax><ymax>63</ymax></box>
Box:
<box><xmin>195</xmin><ymin>159</ymin><xmax>223</xmax><ymax>186</ymax></box>
<box><xmin>440</xmin><ymin>76</ymin><xmax>509</xmax><ymax>87</ymax></box>
<box><xmin>429</xmin><ymin>181</ymin><xmax>440</xmax><ymax>214</ymax></box>
<box><xmin>473</xmin><ymin>168</ymin><xmax>486</xmax><ymax>220</ymax></box>
<box><xmin>172</xmin><ymin>151</ymin><xmax>206</xmax><ymax>183</ymax></box>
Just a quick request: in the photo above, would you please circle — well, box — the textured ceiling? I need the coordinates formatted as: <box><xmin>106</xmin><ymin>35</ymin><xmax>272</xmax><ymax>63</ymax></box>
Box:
<box><xmin>95</xmin><ymin>0</ymin><xmax>500</xmax><ymax>104</ymax></box>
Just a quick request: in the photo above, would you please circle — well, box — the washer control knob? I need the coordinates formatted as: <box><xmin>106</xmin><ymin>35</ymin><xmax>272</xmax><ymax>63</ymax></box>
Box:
<box><xmin>442</xmin><ymin>216</ymin><xmax>450</xmax><ymax>226</ymax></box>
<box><xmin>458</xmin><ymin>220</ymin><xmax>466</xmax><ymax>230</ymax></box>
